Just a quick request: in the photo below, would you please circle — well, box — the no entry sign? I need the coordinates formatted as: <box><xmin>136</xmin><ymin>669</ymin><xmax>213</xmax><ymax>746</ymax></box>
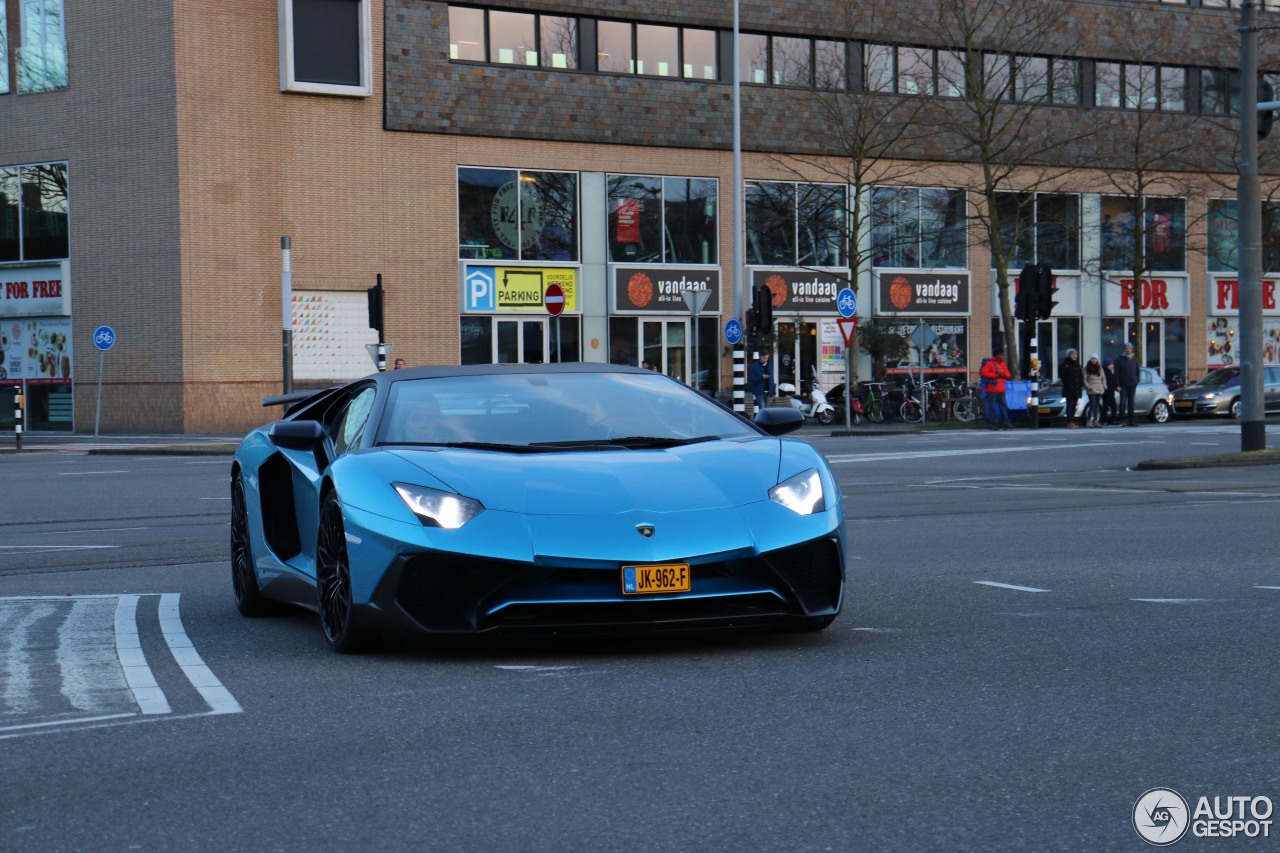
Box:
<box><xmin>545</xmin><ymin>283</ymin><xmax>565</xmax><ymax>316</ymax></box>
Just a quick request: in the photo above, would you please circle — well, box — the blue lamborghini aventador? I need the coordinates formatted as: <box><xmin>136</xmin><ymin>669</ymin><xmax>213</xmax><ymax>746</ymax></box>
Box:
<box><xmin>230</xmin><ymin>363</ymin><xmax>845</xmax><ymax>652</ymax></box>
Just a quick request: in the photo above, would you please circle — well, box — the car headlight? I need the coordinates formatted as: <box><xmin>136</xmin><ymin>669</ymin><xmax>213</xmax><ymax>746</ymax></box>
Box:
<box><xmin>1202</xmin><ymin>393</ymin><xmax>1217</xmax><ymax>400</ymax></box>
<box><xmin>394</xmin><ymin>482</ymin><xmax>484</xmax><ymax>528</ymax></box>
<box><xmin>769</xmin><ymin>468</ymin><xmax>825</xmax><ymax>515</ymax></box>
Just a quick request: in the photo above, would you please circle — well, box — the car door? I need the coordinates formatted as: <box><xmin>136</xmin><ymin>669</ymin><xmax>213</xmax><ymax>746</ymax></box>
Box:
<box><xmin>1136</xmin><ymin>368</ymin><xmax>1158</xmax><ymax>414</ymax></box>
<box><xmin>1266</xmin><ymin>367</ymin><xmax>1280</xmax><ymax>413</ymax></box>
<box><xmin>275</xmin><ymin>383</ymin><xmax>377</xmax><ymax>576</ymax></box>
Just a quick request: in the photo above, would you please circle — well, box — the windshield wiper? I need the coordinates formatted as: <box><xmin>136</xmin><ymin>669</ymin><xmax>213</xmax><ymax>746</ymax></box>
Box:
<box><xmin>531</xmin><ymin>435</ymin><xmax>720</xmax><ymax>450</ymax></box>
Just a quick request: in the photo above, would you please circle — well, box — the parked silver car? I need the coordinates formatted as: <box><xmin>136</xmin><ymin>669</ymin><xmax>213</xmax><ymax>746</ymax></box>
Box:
<box><xmin>1171</xmin><ymin>366</ymin><xmax>1280</xmax><ymax>418</ymax></box>
<box><xmin>1037</xmin><ymin>367</ymin><xmax>1173</xmax><ymax>424</ymax></box>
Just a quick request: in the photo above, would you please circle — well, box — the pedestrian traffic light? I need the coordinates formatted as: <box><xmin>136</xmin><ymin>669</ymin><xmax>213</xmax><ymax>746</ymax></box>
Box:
<box><xmin>1036</xmin><ymin>263</ymin><xmax>1058</xmax><ymax>319</ymax></box>
<box><xmin>753</xmin><ymin>285</ymin><xmax>773</xmax><ymax>333</ymax></box>
<box><xmin>367</xmin><ymin>280</ymin><xmax>384</xmax><ymax>340</ymax></box>
<box><xmin>1016</xmin><ymin>265</ymin><xmax>1037</xmax><ymax>322</ymax></box>
<box><xmin>746</xmin><ymin>308</ymin><xmax>759</xmax><ymax>336</ymax></box>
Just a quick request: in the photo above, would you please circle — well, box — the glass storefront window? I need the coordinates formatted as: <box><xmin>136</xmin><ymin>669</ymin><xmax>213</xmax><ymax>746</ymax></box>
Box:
<box><xmin>1100</xmin><ymin>195</ymin><xmax>1185</xmax><ymax>272</ymax></box>
<box><xmin>739</xmin><ymin>33</ymin><xmax>768</xmax><ymax>85</ymax></box>
<box><xmin>460</xmin><ymin>316</ymin><xmax>492</xmax><ymax>365</ymax></box>
<box><xmin>1207</xmin><ymin>198</ymin><xmax>1280</xmax><ymax>273</ymax></box>
<box><xmin>607</xmin><ymin>175</ymin><xmax>662</xmax><ymax>263</ymax></box>
<box><xmin>597</xmin><ymin>20</ymin><xmax>632</xmax><ymax>74</ymax></box>
<box><xmin>21</xmin><ymin>163</ymin><xmax>68</xmax><ymax>261</ymax></box>
<box><xmin>489</xmin><ymin>10</ymin><xmax>536</xmax><ymax>66</ymax></box>
<box><xmin>664</xmin><ymin>177</ymin><xmax>717</xmax><ymax>265</ymax></box>
<box><xmin>0</xmin><ymin>167</ymin><xmax>19</xmax><ymax>261</ymax></box>
<box><xmin>773</xmin><ymin>37</ymin><xmax>810</xmax><ymax>87</ymax></box>
<box><xmin>458</xmin><ymin>167</ymin><xmax>577</xmax><ymax>262</ymax></box>
<box><xmin>609</xmin><ymin>317</ymin><xmax>639</xmax><ymax>366</ymax></box>
<box><xmin>448</xmin><ymin>6</ymin><xmax>484</xmax><ymax>61</ymax></box>
<box><xmin>872</xmin><ymin>186</ymin><xmax>919</xmax><ymax>268</ymax></box>
<box><xmin>798</xmin><ymin>184</ymin><xmax>846</xmax><ymax>267</ymax></box>
<box><xmin>746</xmin><ymin>181</ymin><xmax>796</xmax><ymax>265</ymax></box>
<box><xmin>682</xmin><ymin>28</ymin><xmax>716</xmax><ymax>80</ymax></box>
<box><xmin>636</xmin><ymin>24</ymin><xmax>678</xmax><ymax>77</ymax></box>
<box><xmin>1036</xmin><ymin>194</ymin><xmax>1080</xmax><ymax>271</ymax></box>
<box><xmin>873</xmin><ymin>186</ymin><xmax>965</xmax><ymax>269</ymax></box>
<box><xmin>0</xmin><ymin>162</ymin><xmax>68</xmax><ymax>262</ymax></box>
<box><xmin>996</xmin><ymin>192</ymin><xmax>1034</xmax><ymax>270</ymax></box>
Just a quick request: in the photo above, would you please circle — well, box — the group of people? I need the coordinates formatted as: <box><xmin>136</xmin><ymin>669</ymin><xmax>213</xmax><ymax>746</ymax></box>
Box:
<box><xmin>978</xmin><ymin>342</ymin><xmax>1144</xmax><ymax>429</ymax></box>
<box><xmin>1058</xmin><ymin>344</ymin><xmax>1142</xmax><ymax>427</ymax></box>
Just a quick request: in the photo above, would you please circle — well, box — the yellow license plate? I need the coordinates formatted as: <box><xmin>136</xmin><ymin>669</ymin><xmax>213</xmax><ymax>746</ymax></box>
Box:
<box><xmin>622</xmin><ymin>563</ymin><xmax>690</xmax><ymax>595</ymax></box>
<box><xmin>1175</xmin><ymin>401</ymin><xmax>1193</xmax><ymax>409</ymax></box>
<box><xmin>1038</xmin><ymin>407</ymin><xmax>1051</xmax><ymax>415</ymax></box>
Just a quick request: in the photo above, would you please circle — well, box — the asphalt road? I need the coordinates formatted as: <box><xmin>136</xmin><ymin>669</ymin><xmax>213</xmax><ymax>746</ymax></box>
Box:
<box><xmin>2</xmin><ymin>422</ymin><xmax>1279</xmax><ymax>852</ymax></box>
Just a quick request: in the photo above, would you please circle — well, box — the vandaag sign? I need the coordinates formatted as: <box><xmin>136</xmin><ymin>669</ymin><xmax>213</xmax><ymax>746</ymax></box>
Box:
<box><xmin>614</xmin><ymin>267</ymin><xmax>721</xmax><ymax>313</ymax></box>
<box><xmin>877</xmin><ymin>272</ymin><xmax>970</xmax><ymax>315</ymax></box>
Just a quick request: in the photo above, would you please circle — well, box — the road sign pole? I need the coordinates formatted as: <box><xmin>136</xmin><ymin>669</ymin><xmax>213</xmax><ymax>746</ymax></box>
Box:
<box><xmin>282</xmin><ymin>237</ymin><xmax>293</xmax><ymax>394</ymax></box>
<box><xmin>1029</xmin><ymin>326</ymin><xmax>1040</xmax><ymax>429</ymax></box>
<box><xmin>95</xmin><ymin>348</ymin><xmax>104</xmax><ymax>438</ymax></box>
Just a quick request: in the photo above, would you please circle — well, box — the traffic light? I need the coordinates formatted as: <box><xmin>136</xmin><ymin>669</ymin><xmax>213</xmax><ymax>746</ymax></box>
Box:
<box><xmin>752</xmin><ymin>285</ymin><xmax>773</xmax><ymax>334</ymax></box>
<box><xmin>367</xmin><ymin>280</ymin><xmax>384</xmax><ymax>340</ymax></box>
<box><xmin>746</xmin><ymin>308</ymin><xmax>759</xmax><ymax>336</ymax></box>
<box><xmin>1016</xmin><ymin>265</ymin><xmax>1036</xmax><ymax>321</ymax></box>
<box><xmin>1035</xmin><ymin>263</ymin><xmax>1058</xmax><ymax>319</ymax></box>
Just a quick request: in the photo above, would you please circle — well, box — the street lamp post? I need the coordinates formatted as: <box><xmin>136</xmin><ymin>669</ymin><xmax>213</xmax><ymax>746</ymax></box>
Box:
<box><xmin>1239</xmin><ymin>1</ymin><xmax>1267</xmax><ymax>452</ymax></box>
<box><xmin>732</xmin><ymin>0</ymin><xmax>746</xmax><ymax>414</ymax></box>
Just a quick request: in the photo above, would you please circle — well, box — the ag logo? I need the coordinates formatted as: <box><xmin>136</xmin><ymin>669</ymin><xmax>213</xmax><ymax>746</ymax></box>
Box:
<box><xmin>635</xmin><ymin>524</ymin><xmax>655</xmax><ymax>538</ymax></box>
<box><xmin>1134</xmin><ymin>788</ymin><xmax>1190</xmax><ymax>846</ymax></box>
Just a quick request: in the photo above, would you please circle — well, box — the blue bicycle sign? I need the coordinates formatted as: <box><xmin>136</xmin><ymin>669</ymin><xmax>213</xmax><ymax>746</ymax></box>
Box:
<box><xmin>837</xmin><ymin>288</ymin><xmax>857</xmax><ymax>318</ymax></box>
<box><xmin>724</xmin><ymin>318</ymin><xmax>743</xmax><ymax>345</ymax></box>
<box><xmin>93</xmin><ymin>326</ymin><xmax>116</xmax><ymax>351</ymax></box>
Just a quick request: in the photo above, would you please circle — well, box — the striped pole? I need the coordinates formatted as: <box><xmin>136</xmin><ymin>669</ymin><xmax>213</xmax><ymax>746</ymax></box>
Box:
<box><xmin>1028</xmin><ymin>327</ymin><xmax>1040</xmax><ymax>428</ymax></box>
<box><xmin>13</xmin><ymin>386</ymin><xmax>22</xmax><ymax>451</ymax></box>
<box><xmin>733</xmin><ymin>348</ymin><xmax>746</xmax><ymax>414</ymax></box>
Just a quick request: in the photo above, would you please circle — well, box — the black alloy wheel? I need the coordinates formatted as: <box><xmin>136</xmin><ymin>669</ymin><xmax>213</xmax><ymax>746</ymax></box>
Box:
<box><xmin>317</xmin><ymin>492</ymin><xmax>365</xmax><ymax>653</ymax></box>
<box><xmin>231</xmin><ymin>472</ymin><xmax>272</xmax><ymax>617</ymax></box>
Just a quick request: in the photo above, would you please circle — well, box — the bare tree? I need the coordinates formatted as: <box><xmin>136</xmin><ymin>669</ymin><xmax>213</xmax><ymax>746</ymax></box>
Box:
<box><xmin>1081</xmin><ymin>11</ymin><xmax>1218</xmax><ymax>370</ymax></box>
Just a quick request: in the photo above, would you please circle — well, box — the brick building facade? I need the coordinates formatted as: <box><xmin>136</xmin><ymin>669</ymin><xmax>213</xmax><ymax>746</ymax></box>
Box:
<box><xmin>1</xmin><ymin>0</ymin><xmax>1277</xmax><ymax>432</ymax></box>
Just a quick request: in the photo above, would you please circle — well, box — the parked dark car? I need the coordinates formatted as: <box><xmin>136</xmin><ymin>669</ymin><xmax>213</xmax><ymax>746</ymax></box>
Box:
<box><xmin>1171</xmin><ymin>366</ymin><xmax>1280</xmax><ymax>418</ymax></box>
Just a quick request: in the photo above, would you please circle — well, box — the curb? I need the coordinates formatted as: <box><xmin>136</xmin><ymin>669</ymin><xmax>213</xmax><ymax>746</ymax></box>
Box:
<box><xmin>1135</xmin><ymin>450</ymin><xmax>1280</xmax><ymax>470</ymax></box>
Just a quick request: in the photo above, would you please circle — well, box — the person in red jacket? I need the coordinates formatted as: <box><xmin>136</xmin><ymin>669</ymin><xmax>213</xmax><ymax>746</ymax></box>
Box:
<box><xmin>980</xmin><ymin>347</ymin><xmax>1013</xmax><ymax>430</ymax></box>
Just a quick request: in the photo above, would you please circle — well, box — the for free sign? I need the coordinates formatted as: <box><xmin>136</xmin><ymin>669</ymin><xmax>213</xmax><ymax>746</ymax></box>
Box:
<box><xmin>0</xmin><ymin>264</ymin><xmax>71</xmax><ymax>317</ymax></box>
<box><xmin>1103</xmin><ymin>277</ymin><xmax>1189</xmax><ymax>315</ymax></box>
<box><xmin>1209</xmin><ymin>277</ymin><xmax>1280</xmax><ymax>316</ymax></box>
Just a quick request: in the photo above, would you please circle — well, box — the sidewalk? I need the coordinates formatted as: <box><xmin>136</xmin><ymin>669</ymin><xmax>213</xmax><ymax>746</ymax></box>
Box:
<box><xmin>0</xmin><ymin>433</ymin><xmax>242</xmax><ymax>455</ymax></box>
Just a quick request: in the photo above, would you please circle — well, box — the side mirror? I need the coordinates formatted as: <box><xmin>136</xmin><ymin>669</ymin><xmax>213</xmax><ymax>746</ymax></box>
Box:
<box><xmin>754</xmin><ymin>407</ymin><xmax>804</xmax><ymax>436</ymax></box>
<box><xmin>268</xmin><ymin>420</ymin><xmax>326</xmax><ymax>450</ymax></box>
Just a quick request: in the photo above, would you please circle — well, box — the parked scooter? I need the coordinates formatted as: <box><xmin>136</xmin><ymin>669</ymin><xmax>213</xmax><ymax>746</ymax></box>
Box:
<box><xmin>776</xmin><ymin>369</ymin><xmax>837</xmax><ymax>425</ymax></box>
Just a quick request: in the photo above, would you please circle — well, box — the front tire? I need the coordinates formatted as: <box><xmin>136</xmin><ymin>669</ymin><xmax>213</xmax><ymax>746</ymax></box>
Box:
<box><xmin>317</xmin><ymin>491</ymin><xmax>366</xmax><ymax>653</ymax></box>
<box><xmin>817</xmin><ymin>408</ymin><xmax>835</xmax><ymax>426</ymax></box>
<box><xmin>1150</xmin><ymin>400</ymin><xmax>1170</xmax><ymax>424</ymax></box>
<box><xmin>231</xmin><ymin>472</ymin><xmax>272</xmax><ymax>617</ymax></box>
<box><xmin>953</xmin><ymin>398</ymin><xmax>978</xmax><ymax>422</ymax></box>
<box><xmin>1231</xmin><ymin>398</ymin><xmax>1242</xmax><ymax>420</ymax></box>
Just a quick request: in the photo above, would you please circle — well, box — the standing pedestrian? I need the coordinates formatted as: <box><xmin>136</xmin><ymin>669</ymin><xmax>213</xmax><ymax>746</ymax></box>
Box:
<box><xmin>980</xmin><ymin>347</ymin><xmax>1013</xmax><ymax>430</ymax></box>
<box><xmin>1102</xmin><ymin>358</ymin><xmax>1119</xmax><ymax>425</ymax></box>
<box><xmin>1060</xmin><ymin>348</ymin><xmax>1084</xmax><ymax>428</ymax></box>
<box><xmin>1115</xmin><ymin>343</ymin><xmax>1141</xmax><ymax>426</ymax></box>
<box><xmin>748</xmin><ymin>350</ymin><xmax>775</xmax><ymax>413</ymax></box>
<box><xmin>1082</xmin><ymin>354</ymin><xmax>1106</xmax><ymax>427</ymax></box>
<box><xmin>978</xmin><ymin>356</ymin><xmax>995</xmax><ymax>423</ymax></box>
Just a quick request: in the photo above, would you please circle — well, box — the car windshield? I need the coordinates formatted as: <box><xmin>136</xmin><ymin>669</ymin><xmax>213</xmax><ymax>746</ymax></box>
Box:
<box><xmin>376</xmin><ymin>371</ymin><xmax>759</xmax><ymax>448</ymax></box>
<box><xmin>1196</xmin><ymin>368</ymin><xmax>1239</xmax><ymax>386</ymax></box>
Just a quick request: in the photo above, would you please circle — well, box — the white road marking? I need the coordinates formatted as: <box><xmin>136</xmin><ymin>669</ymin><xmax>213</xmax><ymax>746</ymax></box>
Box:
<box><xmin>1131</xmin><ymin>598</ymin><xmax>1211</xmax><ymax>604</ymax></box>
<box><xmin>28</xmin><ymin>527</ymin><xmax>150</xmax><ymax>536</ymax></box>
<box><xmin>1</xmin><ymin>601</ymin><xmax>54</xmax><ymax>715</ymax></box>
<box><xmin>56</xmin><ymin>471</ymin><xmax>128</xmax><ymax>476</ymax></box>
<box><xmin>495</xmin><ymin>665</ymin><xmax>575</xmax><ymax>672</ymax></box>
<box><xmin>1191</xmin><ymin>442</ymin><xmax>1221</xmax><ymax>446</ymax></box>
<box><xmin>113</xmin><ymin>595</ymin><xmax>171</xmax><ymax>715</ymax></box>
<box><xmin>0</xmin><ymin>545</ymin><xmax>119</xmax><ymax>550</ymax></box>
<box><xmin>1255</xmin><ymin>586</ymin><xmax>1280</xmax><ymax>590</ymax></box>
<box><xmin>974</xmin><ymin>581</ymin><xmax>1052</xmax><ymax>593</ymax></box>
<box><xmin>157</xmin><ymin>594</ymin><xmax>241</xmax><ymax>714</ymax></box>
<box><xmin>198</xmin><ymin>497</ymin><xmax>231</xmax><ymax>501</ymax></box>
<box><xmin>57</xmin><ymin>598</ymin><xmax>130</xmax><ymax>712</ymax></box>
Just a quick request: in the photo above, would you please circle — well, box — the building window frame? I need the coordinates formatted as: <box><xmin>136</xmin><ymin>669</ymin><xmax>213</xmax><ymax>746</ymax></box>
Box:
<box><xmin>278</xmin><ymin>0</ymin><xmax>372</xmax><ymax>97</ymax></box>
<box><xmin>0</xmin><ymin>161</ymin><xmax>70</xmax><ymax>263</ymax></box>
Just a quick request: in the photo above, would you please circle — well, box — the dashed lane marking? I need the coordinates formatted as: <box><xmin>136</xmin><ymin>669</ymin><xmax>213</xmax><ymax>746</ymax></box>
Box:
<box><xmin>975</xmin><ymin>581</ymin><xmax>1052</xmax><ymax>593</ymax></box>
